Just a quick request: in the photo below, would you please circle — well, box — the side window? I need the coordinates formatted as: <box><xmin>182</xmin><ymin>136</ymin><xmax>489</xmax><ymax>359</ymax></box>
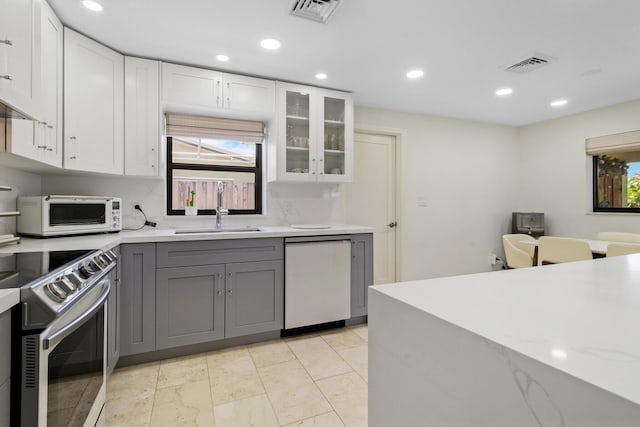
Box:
<box><xmin>166</xmin><ymin>115</ymin><xmax>263</xmax><ymax>215</ymax></box>
<box><xmin>588</xmin><ymin>131</ymin><xmax>640</xmax><ymax>212</ymax></box>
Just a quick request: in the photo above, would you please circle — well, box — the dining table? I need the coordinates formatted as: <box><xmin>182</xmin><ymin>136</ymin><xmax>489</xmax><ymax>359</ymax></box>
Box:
<box><xmin>519</xmin><ymin>238</ymin><xmax>611</xmax><ymax>265</ymax></box>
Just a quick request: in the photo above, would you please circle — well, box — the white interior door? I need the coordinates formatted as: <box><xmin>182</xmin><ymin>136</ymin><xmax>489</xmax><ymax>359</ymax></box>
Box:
<box><xmin>345</xmin><ymin>132</ymin><xmax>397</xmax><ymax>284</ymax></box>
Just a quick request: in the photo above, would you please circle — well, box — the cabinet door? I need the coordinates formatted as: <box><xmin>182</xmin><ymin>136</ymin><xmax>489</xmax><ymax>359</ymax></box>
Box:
<box><xmin>156</xmin><ymin>264</ymin><xmax>225</xmax><ymax>349</ymax></box>
<box><xmin>223</xmin><ymin>73</ymin><xmax>275</xmax><ymax>115</ymax></box>
<box><xmin>6</xmin><ymin>118</ymin><xmax>37</xmax><ymax>160</ymax></box>
<box><xmin>161</xmin><ymin>62</ymin><xmax>222</xmax><ymax>109</ymax></box>
<box><xmin>120</xmin><ymin>243</ymin><xmax>156</xmax><ymax>356</ymax></box>
<box><xmin>225</xmin><ymin>260</ymin><xmax>283</xmax><ymax>338</ymax></box>
<box><xmin>125</xmin><ymin>57</ymin><xmax>159</xmax><ymax>176</ymax></box>
<box><xmin>107</xmin><ymin>246</ymin><xmax>121</xmax><ymax>375</ymax></box>
<box><xmin>275</xmin><ymin>82</ymin><xmax>317</xmax><ymax>182</ymax></box>
<box><xmin>0</xmin><ymin>0</ymin><xmax>37</xmax><ymax>117</ymax></box>
<box><xmin>64</xmin><ymin>28</ymin><xmax>124</xmax><ymax>174</ymax></box>
<box><xmin>37</xmin><ymin>1</ymin><xmax>62</xmax><ymax>167</ymax></box>
<box><xmin>318</xmin><ymin>89</ymin><xmax>353</xmax><ymax>183</ymax></box>
<box><xmin>350</xmin><ymin>234</ymin><xmax>374</xmax><ymax>317</ymax></box>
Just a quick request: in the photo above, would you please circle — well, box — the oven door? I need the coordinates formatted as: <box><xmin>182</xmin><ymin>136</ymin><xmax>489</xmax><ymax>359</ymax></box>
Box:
<box><xmin>21</xmin><ymin>279</ymin><xmax>110</xmax><ymax>426</ymax></box>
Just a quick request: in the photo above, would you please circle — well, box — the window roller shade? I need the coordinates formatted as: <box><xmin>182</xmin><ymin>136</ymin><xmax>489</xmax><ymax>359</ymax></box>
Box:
<box><xmin>586</xmin><ymin>130</ymin><xmax>640</xmax><ymax>155</ymax></box>
<box><xmin>166</xmin><ymin>114</ymin><xmax>265</xmax><ymax>143</ymax></box>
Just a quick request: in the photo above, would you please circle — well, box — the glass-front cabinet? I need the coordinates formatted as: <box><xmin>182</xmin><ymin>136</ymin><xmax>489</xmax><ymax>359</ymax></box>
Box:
<box><xmin>274</xmin><ymin>82</ymin><xmax>353</xmax><ymax>182</ymax></box>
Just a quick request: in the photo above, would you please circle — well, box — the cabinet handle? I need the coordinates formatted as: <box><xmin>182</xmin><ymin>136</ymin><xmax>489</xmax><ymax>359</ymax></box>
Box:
<box><xmin>226</xmin><ymin>97</ymin><xmax>230</xmax><ymax>108</ymax></box>
<box><xmin>0</xmin><ymin>40</ymin><xmax>13</xmax><ymax>46</ymax></box>
<box><xmin>69</xmin><ymin>156</ymin><xmax>76</xmax><ymax>160</ymax></box>
<box><xmin>69</xmin><ymin>136</ymin><xmax>77</xmax><ymax>140</ymax></box>
<box><xmin>47</xmin><ymin>125</ymin><xmax>53</xmax><ymax>129</ymax></box>
<box><xmin>37</xmin><ymin>145</ymin><xmax>47</xmax><ymax>149</ymax></box>
<box><xmin>216</xmin><ymin>95</ymin><xmax>220</xmax><ymax>107</ymax></box>
<box><xmin>46</xmin><ymin>148</ymin><xmax>53</xmax><ymax>152</ymax></box>
<box><xmin>0</xmin><ymin>75</ymin><xmax>12</xmax><ymax>81</ymax></box>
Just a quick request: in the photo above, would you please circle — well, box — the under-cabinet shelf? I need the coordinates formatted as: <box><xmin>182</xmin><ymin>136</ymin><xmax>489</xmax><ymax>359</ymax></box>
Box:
<box><xmin>324</xmin><ymin>149</ymin><xmax>345</xmax><ymax>155</ymax></box>
<box><xmin>0</xmin><ymin>235</ymin><xmax>20</xmax><ymax>246</ymax></box>
<box><xmin>324</xmin><ymin>120</ymin><xmax>345</xmax><ymax>128</ymax></box>
<box><xmin>286</xmin><ymin>115</ymin><xmax>310</xmax><ymax>124</ymax></box>
<box><xmin>286</xmin><ymin>146</ymin><xmax>310</xmax><ymax>152</ymax></box>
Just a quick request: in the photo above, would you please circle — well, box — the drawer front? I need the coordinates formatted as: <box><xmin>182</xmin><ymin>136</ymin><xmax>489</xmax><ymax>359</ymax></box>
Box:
<box><xmin>157</xmin><ymin>238</ymin><xmax>283</xmax><ymax>268</ymax></box>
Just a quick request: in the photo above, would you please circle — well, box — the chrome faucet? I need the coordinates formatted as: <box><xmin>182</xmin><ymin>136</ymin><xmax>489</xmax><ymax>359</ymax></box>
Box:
<box><xmin>216</xmin><ymin>181</ymin><xmax>228</xmax><ymax>228</ymax></box>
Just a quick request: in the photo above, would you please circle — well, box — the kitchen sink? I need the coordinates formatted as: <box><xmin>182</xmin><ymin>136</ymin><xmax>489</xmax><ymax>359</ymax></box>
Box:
<box><xmin>174</xmin><ymin>227</ymin><xmax>262</xmax><ymax>234</ymax></box>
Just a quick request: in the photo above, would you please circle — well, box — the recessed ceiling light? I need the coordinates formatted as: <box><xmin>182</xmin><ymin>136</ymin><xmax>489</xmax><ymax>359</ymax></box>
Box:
<box><xmin>315</xmin><ymin>72</ymin><xmax>327</xmax><ymax>80</ymax></box>
<box><xmin>216</xmin><ymin>54</ymin><xmax>229</xmax><ymax>62</ymax></box>
<box><xmin>551</xmin><ymin>99</ymin><xmax>568</xmax><ymax>107</ymax></box>
<box><xmin>406</xmin><ymin>69</ymin><xmax>424</xmax><ymax>79</ymax></box>
<box><xmin>495</xmin><ymin>88</ymin><xmax>513</xmax><ymax>96</ymax></box>
<box><xmin>82</xmin><ymin>0</ymin><xmax>103</xmax><ymax>11</ymax></box>
<box><xmin>260</xmin><ymin>38</ymin><xmax>281</xmax><ymax>50</ymax></box>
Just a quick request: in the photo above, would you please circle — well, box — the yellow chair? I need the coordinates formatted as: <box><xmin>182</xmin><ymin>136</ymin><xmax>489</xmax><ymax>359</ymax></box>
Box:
<box><xmin>596</xmin><ymin>232</ymin><xmax>640</xmax><ymax>243</ymax></box>
<box><xmin>537</xmin><ymin>236</ymin><xmax>592</xmax><ymax>266</ymax></box>
<box><xmin>607</xmin><ymin>243</ymin><xmax>640</xmax><ymax>257</ymax></box>
<box><xmin>502</xmin><ymin>234</ymin><xmax>535</xmax><ymax>268</ymax></box>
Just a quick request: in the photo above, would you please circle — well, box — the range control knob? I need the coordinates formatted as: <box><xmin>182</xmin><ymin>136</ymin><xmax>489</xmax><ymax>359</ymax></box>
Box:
<box><xmin>44</xmin><ymin>281</ymin><xmax>68</xmax><ymax>303</ymax></box>
<box><xmin>55</xmin><ymin>278</ymin><xmax>76</xmax><ymax>294</ymax></box>
<box><xmin>79</xmin><ymin>260</ymin><xmax>101</xmax><ymax>278</ymax></box>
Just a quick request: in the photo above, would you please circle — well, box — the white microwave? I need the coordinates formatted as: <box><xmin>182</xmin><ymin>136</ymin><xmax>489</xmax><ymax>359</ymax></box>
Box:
<box><xmin>17</xmin><ymin>195</ymin><xmax>122</xmax><ymax>237</ymax></box>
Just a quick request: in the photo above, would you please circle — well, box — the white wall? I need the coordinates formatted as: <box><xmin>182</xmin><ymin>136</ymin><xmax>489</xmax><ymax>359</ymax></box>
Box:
<box><xmin>0</xmin><ymin>166</ymin><xmax>41</xmax><ymax>235</ymax></box>
<box><xmin>518</xmin><ymin>99</ymin><xmax>640</xmax><ymax>238</ymax></box>
<box><xmin>355</xmin><ymin>107</ymin><xmax>519</xmax><ymax>280</ymax></box>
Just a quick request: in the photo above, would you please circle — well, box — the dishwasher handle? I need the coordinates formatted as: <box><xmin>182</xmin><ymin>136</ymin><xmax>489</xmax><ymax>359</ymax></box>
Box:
<box><xmin>285</xmin><ymin>236</ymin><xmax>351</xmax><ymax>244</ymax></box>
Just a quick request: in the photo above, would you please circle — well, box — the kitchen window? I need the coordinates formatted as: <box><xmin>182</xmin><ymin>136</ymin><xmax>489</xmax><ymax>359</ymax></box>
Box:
<box><xmin>588</xmin><ymin>131</ymin><xmax>640</xmax><ymax>212</ymax></box>
<box><xmin>166</xmin><ymin>114</ymin><xmax>263</xmax><ymax>215</ymax></box>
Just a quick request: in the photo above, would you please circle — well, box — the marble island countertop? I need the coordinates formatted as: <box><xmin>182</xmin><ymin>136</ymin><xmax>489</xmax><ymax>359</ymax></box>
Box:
<box><xmin>0</xmin><ymin>224</ymin><xmax>373</xmax><ymax>253</ymax></box>
<box><xmin>370</xmin><ymin>255</ymin><xmax>640</xmax><ymax>407</ymax></box>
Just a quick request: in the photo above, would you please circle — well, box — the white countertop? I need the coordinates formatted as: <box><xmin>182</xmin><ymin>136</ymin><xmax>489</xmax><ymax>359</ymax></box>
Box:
<box><xmin>0</xmin><ymin>289</ymin><xmax>19</xmax><ymax>314</ymax></box>
<box><xmin>371</xmin><ymin>255</ymin><xmax>640</xmax><ymax>405</ymax></box>
<box><xmin>0</xmin><ymin>224</ymin><xmax>373</xmax><ymax>253</ymax></box>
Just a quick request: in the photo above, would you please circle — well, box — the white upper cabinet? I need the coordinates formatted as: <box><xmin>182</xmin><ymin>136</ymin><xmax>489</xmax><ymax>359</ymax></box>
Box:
<box><xmin>125</xmin><ymin>57</ymin><xmax>160</xmax><ymax>177</ymax></box>
<box><xmin>161</xmin><ymin>62</ymin><xmax>275</xmax><ymax>117</ymax></box>
<box><xmin>4</xmin><ymin>0</ymin><xmax>61</xmax><ymax>167</ymax></box>
<box><xmin>221</xmin><ymin>73</ymin><xmax>275</xmax><ymax>114</ymax></box>
<box><xmin>162</xmin><ymin>62</ymin><xmax>222</xmax><ymax>110</ymax></box>
<box><xmin>64</xmin><ymin>28</ymin><xmax>124</xmax><ymax>175</ymax></box>
<box><xmin>0</xmin><ymin>0</ymin><xmax>39</xmax><ymax>118</ymax></box>
<box><xmin>36</xmin><ymin>0</ymin><xmax>62</xmax><ymax>167</ymax></box>
<box><xmin>272</xmin><ymin>82</ymin><xmax>353</xmax><ymax>183</ymax></box>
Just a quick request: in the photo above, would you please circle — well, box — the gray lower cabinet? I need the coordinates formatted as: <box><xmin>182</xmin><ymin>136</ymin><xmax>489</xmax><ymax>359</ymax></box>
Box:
<box><xmin>156</xmin><ymin>264</ymin><xmax>226</xmax><ymax>349</ymax></box>
<box><xmin>120</xmin><ymin>243</ymin><xmax>156</xmax><ymax>356</ymax></box>
<box><xmin>155</xmin><ymin>260</ymin><xmax>284</xmax><ymax>348</ymax></box>
<box><xmin>107</xmin><ymin>246</ymin><xmax>121</xmax><ymax>375</ymax></box>
<box><xmin>225</xmin><ymin>260</ymin><xmax>283</xmax><ymax>338</ymax></box>
<box><xmin>351</xmin><ymin>233</ymin><xmax>374</xmax><ymax>317</ymax></box>
<box><xmin>0</xmin><ymin>310</ymin><xmax>11</xmax><ymax>427</ymax></box>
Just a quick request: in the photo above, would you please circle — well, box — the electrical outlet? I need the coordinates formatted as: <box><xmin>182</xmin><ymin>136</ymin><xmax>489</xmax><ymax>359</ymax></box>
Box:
<box><xmin>490</xmin><ymin>252</ymin><xmax>497</xmax><ymax>265</ymax></box>
<box><xmin>132</xmin><ymin>202</ymin><xmax>143</xmax><ymax>216</ymax></box>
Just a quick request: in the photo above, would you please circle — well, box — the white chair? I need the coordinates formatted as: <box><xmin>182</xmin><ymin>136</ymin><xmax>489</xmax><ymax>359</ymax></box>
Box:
<box><xmin>596</xmin><ymin>232</ymin><xmax>640</xmax><ymax>243</ymax></box>
<box><xmin>607</xmin><ymin>243</ymin><xmax>640</xmax><ymax>257</ymax></box>
<box><xmin>502</xmin><ymin>234</ymin><xmax>535</xmax><ymax>268</ymax></box>
<box><xmin>537</xmin><ymin>236</ymin><xmax>592</xmax><ymax>266</ymax></box>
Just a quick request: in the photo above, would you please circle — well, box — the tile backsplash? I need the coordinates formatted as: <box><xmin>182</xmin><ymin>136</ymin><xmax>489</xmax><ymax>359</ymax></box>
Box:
<box><xmin>40</xmin><ymin>174</ymin><xmax>346</xmax><ymax>229</ymax></box>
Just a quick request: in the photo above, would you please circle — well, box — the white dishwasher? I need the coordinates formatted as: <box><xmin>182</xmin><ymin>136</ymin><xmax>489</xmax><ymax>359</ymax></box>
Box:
<box><xmin>285</xmin><ymin>236</ymin><xmax>351</xmax><ymax>329</ymax></box>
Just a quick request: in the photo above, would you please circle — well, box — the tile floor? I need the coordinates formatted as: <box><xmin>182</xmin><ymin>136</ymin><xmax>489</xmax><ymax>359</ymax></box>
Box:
<box><xmin>104</xmin><ymin>324</ymin><xmax>368</xmax><ymax>427</ymax></box>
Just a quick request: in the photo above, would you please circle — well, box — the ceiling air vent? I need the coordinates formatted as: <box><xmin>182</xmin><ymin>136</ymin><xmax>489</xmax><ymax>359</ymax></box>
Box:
<box><xmin>291</xmin><ymin>0</ymin><xmax>342</xmax><ymax>24</ymax></box>
<box><xmin>504</xmin><ymin>54</ymin><xmax>555</xmax><ymax>74</ymax></box>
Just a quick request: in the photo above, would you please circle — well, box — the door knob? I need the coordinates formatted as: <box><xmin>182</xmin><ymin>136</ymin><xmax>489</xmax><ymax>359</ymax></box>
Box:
<box><xmin>388</xmin><ymin>221</ymin><xmax>398</xmax><ymax>228</ymax></box>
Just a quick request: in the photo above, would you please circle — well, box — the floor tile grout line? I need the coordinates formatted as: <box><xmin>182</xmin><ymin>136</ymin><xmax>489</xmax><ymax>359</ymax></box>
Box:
<box><xmin>283</xmin><ymin>337</ymin><xmax>348</xmax><ymax>426</ymax></box>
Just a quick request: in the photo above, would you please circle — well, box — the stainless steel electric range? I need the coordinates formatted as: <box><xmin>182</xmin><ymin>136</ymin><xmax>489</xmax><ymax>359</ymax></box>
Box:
<box><xmin>1</xmin><ymin>248</ymin><xmax>118</xmax><ymax>426</ymax></box>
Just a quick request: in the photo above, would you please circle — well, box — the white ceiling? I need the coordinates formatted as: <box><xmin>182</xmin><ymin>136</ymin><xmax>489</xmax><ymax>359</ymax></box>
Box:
<box><xmin>48</xmin><ymin>0</ymin><xmax>640</xmax><ymax>126</ymax></box>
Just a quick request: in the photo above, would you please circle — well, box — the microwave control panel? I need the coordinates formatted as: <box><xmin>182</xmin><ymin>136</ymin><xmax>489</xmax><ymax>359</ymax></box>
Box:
<box><xmin>111</xmin><ymin>200</ymin><xmax>121</xmax><ymax>230</ymax></box>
